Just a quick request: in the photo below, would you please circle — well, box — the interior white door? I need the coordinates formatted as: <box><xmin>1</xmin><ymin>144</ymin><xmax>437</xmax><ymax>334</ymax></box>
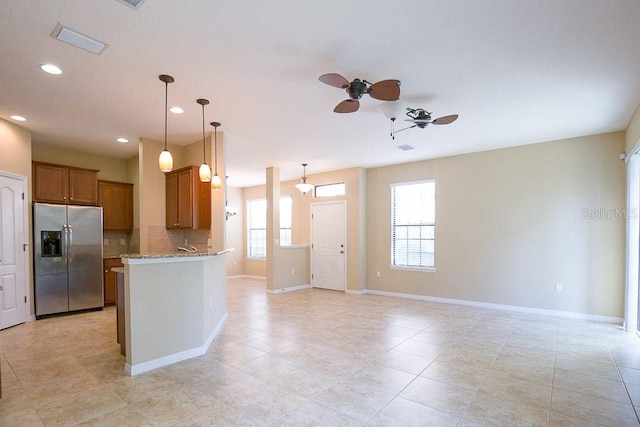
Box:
<box><xmin>0</xmin><ymin>172</ymin><xmax>27</xmax><ymax>329</ymax></box>
<box><xmin>311</xmin><ymin>201</ymin><xmax>346</xmax><ymax>291</ymax></box>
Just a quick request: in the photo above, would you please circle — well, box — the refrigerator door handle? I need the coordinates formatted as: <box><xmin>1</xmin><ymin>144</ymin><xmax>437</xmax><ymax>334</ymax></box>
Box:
<box><xmin>67</xmin><ymin>225</ymin><xmax>73</xmax><ymax>264</ymax></box>
<box><xmin>62</xmin><ymin>224</ymin><xmax>68</xmax><ymax>264</ymax></box>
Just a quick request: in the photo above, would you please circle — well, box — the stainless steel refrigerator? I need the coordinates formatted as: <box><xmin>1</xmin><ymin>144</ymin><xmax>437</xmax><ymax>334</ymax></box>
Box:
<box><xmin>33</xmin><ymin>202</ymin><xmax>103</xmax><ymax>318</ymax></box>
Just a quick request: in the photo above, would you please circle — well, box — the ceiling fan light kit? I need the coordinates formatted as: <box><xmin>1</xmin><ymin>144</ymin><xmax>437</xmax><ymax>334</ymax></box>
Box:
<box><xmin>387</xmin><ymin>107</ymin><xmax>459</xmax><ymax>139</ymax></box>
<box><xmin>319</xmin><ymin>73</ymin><xmax>401</xmax><ymax>113</ymax></box>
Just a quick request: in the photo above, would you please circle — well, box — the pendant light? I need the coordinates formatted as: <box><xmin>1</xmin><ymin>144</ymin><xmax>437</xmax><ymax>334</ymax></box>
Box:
<box><xmin>158</xmin><ymin>74</ymin><xmax>174</xmax><ymax>172</ymax></box>
<box><xmin>196</xmin><ymin>98</ymin><xmax>211</xmax><ymax>182</ymax></box>
<box><xmin>295</xmin><ymin>163</ymin><xmax>314</xmax><ymax>194</ymax></box>
<box><xmin>210</xmin><ymin>121</ymin><xmax>222</xmax><ymax>190</ymax></box>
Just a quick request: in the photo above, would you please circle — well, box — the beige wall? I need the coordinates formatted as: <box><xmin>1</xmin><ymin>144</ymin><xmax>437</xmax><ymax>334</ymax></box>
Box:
<box><xmin>272</xmin><ymin>246</ymin><xmax>310</xmax><ymax>290</ymax></box>
<box><xmin>0</xmin><ymin>119</ymin><xmax>31</xmax><ymax>178</ymax></box>
<box><xmin>138</xmin><ymin>139</ymin><xmax>167</xmax><ymax>253</ymax></box>
<box><xmin>367</xmin><ymin>132</ymin><xmax>626</xmax><ymax>318</ymax></box>
<box><xmin>32</xmin><ymin>143</ymin><xmax>130</xmax><ymax>182</ymax></box>
<box><xmin>225</xmin><ymin>186</ymin><xmax>244</xmax><ymax>275</ymax></box>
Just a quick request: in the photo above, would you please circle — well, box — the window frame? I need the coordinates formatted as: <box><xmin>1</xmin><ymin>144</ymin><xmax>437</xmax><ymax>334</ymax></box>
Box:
<box><xmin>314</xmin><ymin>182</ymin><xmax>346</xmax><ymax>198</ymax></box>
<box><xmin>246</xmin><ymin>198</ymin><xmax>267</xmax><ymax>259</ymax></box>
<box><xmin>246</xmin><ymin>196</ymin><xmax>293</xmax><ymax>259</ymax></box>
<box><xmin>390</xmin><ymin>179</ymin><xmax>436</xmax><ymax>272</ymax></box>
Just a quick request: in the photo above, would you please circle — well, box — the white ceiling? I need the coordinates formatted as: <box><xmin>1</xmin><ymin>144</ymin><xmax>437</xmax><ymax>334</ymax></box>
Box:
<box><xmin>2</xmin><ymin>1</ymin><xmax>640</xmax><ymax>188</ymax></box>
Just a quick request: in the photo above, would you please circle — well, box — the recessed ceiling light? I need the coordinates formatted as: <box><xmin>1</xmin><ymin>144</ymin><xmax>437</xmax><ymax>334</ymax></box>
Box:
<box><xmin>169</xmin><ymin>106</ymin><xmax>184</xmax><ymax>114</ymax></box>
<box><xmin>41</xmin><ymin>64</ymin><xmax>62</xmax><ymax>75</ymax></box>
<box><xmin>10</xmin><ymin>115</ymin><xmax>27</xmax><ymax>121</ymax></box>
<box><xmin>116</xmin><ymin>137</ymin><xmax>129</xmax><ymax>143</ymax></box>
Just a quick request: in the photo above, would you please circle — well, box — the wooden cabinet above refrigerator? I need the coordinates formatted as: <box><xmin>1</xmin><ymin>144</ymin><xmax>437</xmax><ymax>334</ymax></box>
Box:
<box><xmin>33</xmin><ymin>161</ymin><xmax>98</xmax><ymax>205</ymax></box>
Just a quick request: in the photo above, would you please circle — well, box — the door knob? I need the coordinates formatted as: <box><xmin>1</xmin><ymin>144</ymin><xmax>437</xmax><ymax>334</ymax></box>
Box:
<box><xmin>340</xmin><ymin>250</ymin><xmax>344</xmax><ymax>254</ymax></box>
<box><xmin>0</xmin><ymin>285</ymin><xmax>3</xmax><ymax>291</ymax></box>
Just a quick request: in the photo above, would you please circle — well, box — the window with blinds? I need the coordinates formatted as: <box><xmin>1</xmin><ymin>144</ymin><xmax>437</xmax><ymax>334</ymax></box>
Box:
<box><xmin>391</xmin><ymin>180</ymin><xmax>435</xmax><ymax>269</ymax></box>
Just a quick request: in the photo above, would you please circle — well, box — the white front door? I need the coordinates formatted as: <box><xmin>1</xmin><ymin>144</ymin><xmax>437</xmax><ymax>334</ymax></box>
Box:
<box><xmin>311</xmin><ymin>201</ymin><xmax>346</xmax><ymax>291</ymax></box>
<box><xmin>0</xmin><ymin>172</ymin><xmax>27</xmax><ymax>329</ymax></box>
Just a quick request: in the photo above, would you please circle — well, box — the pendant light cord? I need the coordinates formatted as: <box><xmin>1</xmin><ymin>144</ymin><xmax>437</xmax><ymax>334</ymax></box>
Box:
<box><xmin>214</xmin><ymin>126</ymin><xmax>218</xmax><ymax>175</ymax></box>
<box><xmin>164</xmin><ymin>81</ymin><xmax>168</xmax><ymax>150</ymax></box>
<box><xmin>201</xmin><ymin>104</ymin><xmax>206</xmax><ymax>163</ymax></box>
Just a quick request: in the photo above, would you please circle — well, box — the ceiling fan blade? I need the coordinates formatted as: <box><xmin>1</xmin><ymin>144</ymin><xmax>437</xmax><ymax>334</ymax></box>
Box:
<box><xmin>334</xmin><ymin>99</ymin><xmax>359</xmax><ymax>113</ymax></box>
<box><xmin>319</xmin><ymin>73</ymin><xmax>350</xmax><ymax>89</ymax></box>
<box><xmin>432</xmin><ymin>114</ymin><xmax>459</xmax><ymax>125</ymax></box>
<box><xmin>368</xmin><ymin>80</ymin><xmax>401</xmax><ymax>101</ymax></box>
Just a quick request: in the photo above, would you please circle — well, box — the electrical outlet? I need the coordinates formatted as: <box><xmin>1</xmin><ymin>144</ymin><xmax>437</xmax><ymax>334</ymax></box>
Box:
<box><xmin>555</xmin><ymin>283</ymin><xmax>563</xmax><ymax>292</ymax></box>
<box><xmin>120</xmin><ymin>238</ymin><xmax>125</xmax><ymax>246</ymax></box>
<box><xmin>291</xmin><ymin>268</ymin><xmax>295</xmax><ymax>275</ymax></box>
<box><xmin>376</xmin><ymin>271</ymin><xmax>381</xmax><ymax>278</ymax></box>
<box><xmin>104</xmin><ymin>239</ymin><xmax>109</xmax><ymax>246</ymax></box>
<box><xmin>184</xmin><ymin>238</ymin><xmax>188</xmax><ymax>245</ymax></box>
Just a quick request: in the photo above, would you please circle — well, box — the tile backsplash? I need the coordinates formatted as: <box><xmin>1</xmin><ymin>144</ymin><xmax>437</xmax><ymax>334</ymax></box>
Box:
<box><xmin>103</xmin><ymin>230</ymin><xmax>131</xmax><ymax>257</ymax></box>
<box><xmin>146</xmin><ymin>225</ymin><xmax>209</xmax><ymax>254</ymax></box>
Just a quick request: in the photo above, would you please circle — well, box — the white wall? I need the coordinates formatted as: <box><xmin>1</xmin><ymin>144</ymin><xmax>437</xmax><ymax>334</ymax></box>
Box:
<box><xmin>366</xmin><ymin>132</ymin><xmax>626</xmax><ymax>318</ymax></box>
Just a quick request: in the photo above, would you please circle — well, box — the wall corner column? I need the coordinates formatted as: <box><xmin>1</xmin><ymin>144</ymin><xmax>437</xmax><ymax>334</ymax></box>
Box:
<box><xmin>266</xmin><ymin>167</ymin><xmax>280</xmax><ymax>291</ymax></box>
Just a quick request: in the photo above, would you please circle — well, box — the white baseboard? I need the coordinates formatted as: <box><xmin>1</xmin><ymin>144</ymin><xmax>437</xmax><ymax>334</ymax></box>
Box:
<box><xmin>364</xmin><ymin>289</ymin><xmax>624</xmax><ymax>325</ymax></box>
<box><xmin>125</xmin><ymin>312</ymin><xmax>228</xmax><ymax>376</ymax></box>
<box><xmin>345</xmin><ymin>289</ymin><xmax>367</xmax><ymax>295</ymax></box>
<box><xmin>267</xmin><ymin>284</ymin><xmax>311</xmax><ymax>294</ymax></box>
<box><xmin>227</xmin><ymin>275</ymin><xmax>266</xmax><ymax>280</ymax></box>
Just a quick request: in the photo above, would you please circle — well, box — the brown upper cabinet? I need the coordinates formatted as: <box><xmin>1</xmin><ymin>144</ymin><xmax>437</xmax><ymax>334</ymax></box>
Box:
<box><xmin>165</xmin><ymin>166</ymin><xmax>211</xmax><ymax>229</ymax></box>
<box><xmin>98</xmin><ymin>180</ymin><xmax>134</xmax><ymax>231</ymax></box>
<box><xmin>33</xmin><ymin>162</ymin><xmax>98</xmax><ymax>205</ymax></box>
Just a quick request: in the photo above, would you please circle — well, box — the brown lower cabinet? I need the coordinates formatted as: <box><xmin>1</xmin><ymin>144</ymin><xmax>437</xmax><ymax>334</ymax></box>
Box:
<box><xmin>103</xmin><ymin>258</ymin><xmax>123</xmax><ymax>305</ymax></box>
<box><xmin>116</xmin><ymin>271</ymin><xmax>126</xmax><ymax>356</ymax></box>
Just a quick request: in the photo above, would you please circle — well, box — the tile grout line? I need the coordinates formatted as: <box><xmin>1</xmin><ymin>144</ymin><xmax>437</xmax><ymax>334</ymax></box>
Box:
<box><xmin>609</xmin><ymin>342</ymin><xmax>640</xmax><ymax>424</ymax></box>
<box><xmin>547</xmin><ymin>324</ymin><xmax>559</xmax><ymax>427</ymax></box>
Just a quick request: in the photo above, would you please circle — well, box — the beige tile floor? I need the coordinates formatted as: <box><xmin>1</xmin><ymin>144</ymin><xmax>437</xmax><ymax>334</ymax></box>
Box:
<box><xmin>1</xmin><ymin>277</ymin><xmax>640</xmax><ymax>426</ymax></box>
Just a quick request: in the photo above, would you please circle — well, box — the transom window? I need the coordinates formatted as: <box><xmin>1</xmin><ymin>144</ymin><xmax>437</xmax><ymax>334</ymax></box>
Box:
<box><xmin>315</xmin><ymin>182</ymin><xmax>345</xmax><ymax>198</ymax></box>
<box><xmin>391</xmin><ymin>180</ymin><xmax>435</xmax><ymax>269</ymax></box>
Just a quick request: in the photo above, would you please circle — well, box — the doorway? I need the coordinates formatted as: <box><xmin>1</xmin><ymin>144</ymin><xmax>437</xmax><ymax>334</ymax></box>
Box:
<box><xmin>625</xmin><ymin>153</ymin><xmax>640</xmax><ymax>333</ymax></box>
<box><xmin>0</xmin><ymin>171</ymin><xmax>27</xmax><ymax>329</ymax></box>
<box><xmin>311</xmin><ymin>201</ymin><xmax>346</xmax><ymax>291</ymax></box>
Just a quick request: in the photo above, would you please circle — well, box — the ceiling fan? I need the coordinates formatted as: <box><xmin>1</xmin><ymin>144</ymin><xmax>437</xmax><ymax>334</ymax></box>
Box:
<box><xmin>319</xmin><ymin>73</ymin><xmax>401</xmax><ymax>113</ymax></box>
<box><xmin>387</xmin><ymin>107</ymin><xmax>458</xmax><ymax>139</ymax></box>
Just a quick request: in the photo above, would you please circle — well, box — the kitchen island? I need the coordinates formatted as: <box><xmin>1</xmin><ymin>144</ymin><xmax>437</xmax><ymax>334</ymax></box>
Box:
<box><xmin>119</xmin><ymin>251</ymin><xmax>230</xmax><ymax>375</ymax></box>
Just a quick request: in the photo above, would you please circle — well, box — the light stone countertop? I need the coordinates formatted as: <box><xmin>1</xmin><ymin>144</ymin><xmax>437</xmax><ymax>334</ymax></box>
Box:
<box><xmin>120</xmin><ymin>248</ymin><xmax>234</xmax><ymax>260</ymax></box>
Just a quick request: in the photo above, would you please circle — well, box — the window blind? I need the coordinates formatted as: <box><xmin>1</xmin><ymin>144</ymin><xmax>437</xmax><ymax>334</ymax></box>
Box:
<box><xmin>391</xmin><ymin>181</ymin><xmax>435</xmax><ymax>268</ymax></box>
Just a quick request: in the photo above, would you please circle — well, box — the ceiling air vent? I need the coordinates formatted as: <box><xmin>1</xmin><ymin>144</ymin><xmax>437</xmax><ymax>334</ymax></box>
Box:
<box><xmin>397</xmin><ymin>145</ymin><xmax>415</xmax><ymax>151</ymax></box>
<box><xmin>51</xmin><ymin>24</ymin><xmax>107</xmax><ymax>55</ymax></box>
<box><xmin>115</xmin><ymin>0</ymin><xmax>145</xmax><ymax>9</ymax></box>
